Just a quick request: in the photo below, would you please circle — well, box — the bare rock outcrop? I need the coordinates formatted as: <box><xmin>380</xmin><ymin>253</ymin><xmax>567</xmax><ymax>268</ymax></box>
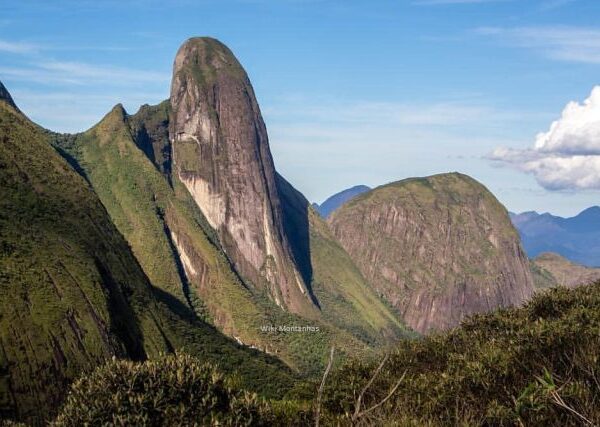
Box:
<box><xmin>169</xmin><ymin>37</ymin><xmax>316</xmax><ymax>314</ymax></box>
<box><xmin>328</xmin><ymin>173</ymin><xmax>535</xmax><ymax>333</ymax></box>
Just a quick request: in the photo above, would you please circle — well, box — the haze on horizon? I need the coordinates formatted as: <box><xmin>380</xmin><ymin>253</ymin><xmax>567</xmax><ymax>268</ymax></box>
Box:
<box><xmin>1</xmin><ymin>0</ymin><xmax>600</xmax><ymax>216</ymax></box>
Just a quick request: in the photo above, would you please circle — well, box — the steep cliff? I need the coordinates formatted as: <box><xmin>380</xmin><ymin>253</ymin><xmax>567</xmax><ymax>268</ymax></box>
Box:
<box><xmin>531</xmin><ymin>252</ymin><xmax>600</xmax><ymax>290</ymax></box>
<box><xmin>328</xmin><ymin>173</ymin><xmax>535</xmax><ymax>333</ymax></box>
<box><xmin>64</xmin><ymin>105</ymin><xmax>321</xmax><ymax>379</ymax></box>
<box><xmin>169</xmin><ymin>37</ymin><xmax>316</xmax><ymax>315</ymax></box>
<box><xmin>128</xmin><ymin>100</ymin><xmax>172</xmax><ymax>180</ymax></box>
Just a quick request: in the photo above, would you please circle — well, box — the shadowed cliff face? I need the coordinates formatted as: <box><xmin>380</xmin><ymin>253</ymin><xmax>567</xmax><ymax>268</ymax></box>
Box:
<box><xmin>329</xmin><ymin>173</ymin><xmax>535</xmax><ymax>333</ymax></box>
<box><xmin>169</xmin><ymin>37</ymin><xmax>316</xmax><ymax>314</ymax></box>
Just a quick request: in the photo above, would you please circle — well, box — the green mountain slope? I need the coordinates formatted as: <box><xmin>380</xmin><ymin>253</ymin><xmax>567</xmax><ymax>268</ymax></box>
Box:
<box><xmin>51</xmin><ymin>102</ymin><xmax>393</xmax><ymax>376</ymax></box>
<box><xmin>0</xmin><ymin>88</ymin><xmax>295</xmax><ymax>424</ymax></box>
<box><xmin>0</xmin><ymin>98</ymin><xmax>170</xmax><ymax>422</ymax></box>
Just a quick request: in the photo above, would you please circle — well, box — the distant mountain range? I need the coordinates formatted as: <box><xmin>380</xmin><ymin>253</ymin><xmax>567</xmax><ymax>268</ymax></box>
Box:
<box><xmin>312</xmin><ymin>185</ymin><xmax>371</xmax><ymax>217</ymax></box>
<box><xmin>510</xmin><ymin>207</ymin><xmax>600</xmax><ymax>267</ymax></box>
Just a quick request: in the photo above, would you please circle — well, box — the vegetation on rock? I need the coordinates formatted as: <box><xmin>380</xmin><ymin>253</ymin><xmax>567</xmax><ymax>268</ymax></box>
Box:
<box><xmin>531</xmin><ymin>252</ymin><xmax>600</xmax><ymax>289</ymax></box>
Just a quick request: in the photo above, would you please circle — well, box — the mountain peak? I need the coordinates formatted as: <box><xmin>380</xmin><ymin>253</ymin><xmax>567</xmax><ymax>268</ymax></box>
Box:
<box><xmin>95</xmin><ymin>103</ymin><xmax>127</xmax><ymax>121</ymax></box>
<box><xmin>576</xmin><ymin>206</ymin><xmax>600</xmax><ymax>218</ymax></box>
<box><xmin>169</xmin><ymin>37</ymin><xmax>317</xmax><ymax>314</ymax></box>
<box><xmin>172</xmin><ymin>37</ymin><xmax>246</xmax><ymax>92</ymax></box>
<box><xmin>109</xmin><ymin>103</ymin><xmax>127</xmax><ymax>118</ymax></box>
<box><xmin>92</xmin><ymin>103</ymin><xmax>129</xmax><ymax>135</ymax></box>
<box><xmin>0</xmin><ymin>81</ymin><xmax>19</xmax><ymax>111</ymax></box>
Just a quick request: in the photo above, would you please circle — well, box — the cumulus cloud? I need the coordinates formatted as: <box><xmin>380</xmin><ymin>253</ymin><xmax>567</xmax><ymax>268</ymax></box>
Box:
<box><xmin>490</xmin><ymin>86</ymin><xmax>600</xmax><ymax>190</ymax></box>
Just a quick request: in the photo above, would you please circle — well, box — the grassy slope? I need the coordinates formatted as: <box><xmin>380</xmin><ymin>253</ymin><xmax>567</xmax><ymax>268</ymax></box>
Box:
<box><xmin>0</xmin><ymin>101</ymin><xmax>171</xmax><ymax>422</ymax></box>
<box><xmin>320</xmin><ymin>282</ymin><xmax>600</xmax><ymax>425</ymax></box>
<box><xmin>530</xmin><ymin>259</ymin><xmax>559</xmax><ymax>290</ymax></box>
<box><xmin>0</xmin><ymin>99</ymin><xmax>297</xmax><ymax>423</ymax></box>
<box><xmin>51</xmin><ymin>104</ymin><xmax>384</xmax><ymax>377</ymax></box>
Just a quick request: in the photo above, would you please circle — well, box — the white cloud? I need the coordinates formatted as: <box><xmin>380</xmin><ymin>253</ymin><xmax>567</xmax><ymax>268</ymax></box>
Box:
<box><xmin>535</xmin><ymin>86</ymin><xmax>600</xmax><ymax>155</ymax></box>
<box><xmin>0</xmin><ymin>39</ymin><xmax>39</xmax><ymax>54</ymax></box>
<box><xmin>0</xmin><ymin>61</ymin><xmax>169</xmax><ymax>86</ymax></box>
<box><xmin>476</xmin><ymin>26</ymin><xmax>600</xmax><ymax>64</ymax></box>
<box><xmin>490</xmin><ymin>86</ymin><xmax>600</xmax><ymax>190</ymax></box>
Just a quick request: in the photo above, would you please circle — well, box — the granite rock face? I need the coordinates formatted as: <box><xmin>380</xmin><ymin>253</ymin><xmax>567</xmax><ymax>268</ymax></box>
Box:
<box><xmin>328</xmin><ymin>173</ymin><xmax>535</xmax><ymax>333</ymax></box>
<box><xmin>169</xmin><ymin>38</ymin><xmax>315</xmax><ymax>314</ymax></box>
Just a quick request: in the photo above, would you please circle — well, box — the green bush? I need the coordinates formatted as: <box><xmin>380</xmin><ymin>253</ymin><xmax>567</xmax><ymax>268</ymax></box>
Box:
<box><xmin>52</xmin><ymin>353</ymin><xmax>275</xmax><ymax>426</ymax></box>
<box><xmin>317</xmin><ymin>283</ymin><xmax>600</xmax><ymax>426</ymax></box>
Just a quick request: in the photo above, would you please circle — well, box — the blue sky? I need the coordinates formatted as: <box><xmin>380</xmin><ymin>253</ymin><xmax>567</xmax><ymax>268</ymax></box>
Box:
<box><xmin>2</xmin><ymin>0</ymin><xmax>600</xmax><ymax>216</ymax></box>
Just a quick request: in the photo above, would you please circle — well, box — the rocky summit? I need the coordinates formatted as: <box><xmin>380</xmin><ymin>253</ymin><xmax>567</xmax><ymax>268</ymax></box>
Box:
<box><xmin>169</xmin><ymin>37</ymin><xmax>316</xmax><ymax>314</ymax></box>
<box><xmin>328</xmin><ymin>173</ymin><xmax>535</xmax><ymax>333</ymax></box>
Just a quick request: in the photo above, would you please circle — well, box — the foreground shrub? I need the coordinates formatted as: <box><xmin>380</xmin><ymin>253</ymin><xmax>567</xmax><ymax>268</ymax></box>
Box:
<box><xmin>52</xmin><ymin>353</ymin><xmax>274</xmax><ymax>426</ymax></box>
<box><xmin>319</xmin><ymin>283</ymin><xmax>600</xmax><ymax>426</ymax></box>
